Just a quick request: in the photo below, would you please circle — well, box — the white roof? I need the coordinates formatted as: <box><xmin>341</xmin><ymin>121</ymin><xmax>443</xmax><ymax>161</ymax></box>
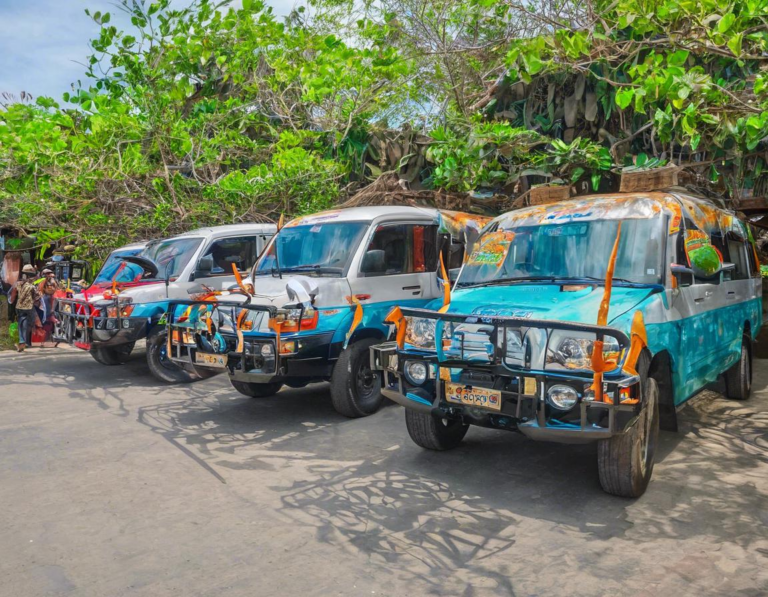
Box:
<box><xmin>173</xmin><ymin>223</ymin><xmax>278</xmax><ymax>238</ymax></box>
<box><xmin>286</xmin><ymin>206</ymin><xmax>440</xmax><ymax>226</ymax></box>
<box><xmin>113</xmin><ymin>242</ymin><xmax>147</xmax><ymax>253</ymax></box>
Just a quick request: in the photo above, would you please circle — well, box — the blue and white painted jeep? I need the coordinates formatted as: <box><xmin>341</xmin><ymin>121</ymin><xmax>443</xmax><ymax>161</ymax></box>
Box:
<box><xmin>370</xmin><ymin>191</ymin><xmax>762</xmax><ymax>497</ymax></box>
<box><xmin>164</xmin><ymin>206</ymin><xmax>489</xmax><ymax>417</ymax></box>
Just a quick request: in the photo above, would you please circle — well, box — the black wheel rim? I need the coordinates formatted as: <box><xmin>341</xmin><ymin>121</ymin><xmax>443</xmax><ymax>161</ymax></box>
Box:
<box><xmin>157</xmin><ymin>336</ymin><xmax>179</xmax><ymax>371</ymax></box>
<box><xmin>354</xmin><ymin>357</ymin><xmax>379</xmax><ymax>409</ymax></box>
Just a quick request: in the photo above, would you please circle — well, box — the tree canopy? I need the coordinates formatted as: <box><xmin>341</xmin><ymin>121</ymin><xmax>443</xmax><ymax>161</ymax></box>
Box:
<box><xmin>1</xmin><ymin>0</ymin><xmax>767</xmax><ymax>263</ymax></box>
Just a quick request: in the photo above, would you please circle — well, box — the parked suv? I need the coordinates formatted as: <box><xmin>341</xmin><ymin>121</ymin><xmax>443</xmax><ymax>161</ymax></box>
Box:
<box><xmin>165</xmin><ymin>207</ymin><xmax>489</xmax><ymax>416</ymax></box>
<box><xmin>55</xmin><ymin>224</ymin><xmax>276</xmax><ymax>382</ymax></box>
<box><xmin>370</xmin><ymin>192</ymin><xmax>762</xmax><ymax>497</ymax></box>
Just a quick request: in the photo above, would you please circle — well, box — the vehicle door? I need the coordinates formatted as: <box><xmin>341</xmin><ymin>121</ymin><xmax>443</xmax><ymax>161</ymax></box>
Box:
<box><xmin>189</xmin><ymin>235</ymin><xmax>262</xmax><ymax>293</ymax></box>
<box><xmin>350</xmin><ymin>221</ymin><xmax>442</xmax><ymax>317</ymax></box>
<box><xmin>673</xmin><ymin>225</ymin><xmax>723</xmax><ymax>395</ymax></box>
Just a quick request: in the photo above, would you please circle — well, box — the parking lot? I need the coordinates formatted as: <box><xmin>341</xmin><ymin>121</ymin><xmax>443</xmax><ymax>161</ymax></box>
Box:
<box><xmin>1</xmin><ymin>347</ymin><xmax>768</xmax><ymax>597</ymax></box>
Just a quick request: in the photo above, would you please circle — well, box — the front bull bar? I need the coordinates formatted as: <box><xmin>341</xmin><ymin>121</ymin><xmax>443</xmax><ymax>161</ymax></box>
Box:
<box><xmin>165</xmin><ymin>299</ymin><xmax>282</xmax><ymax>375</ymax></box>
<box><xmin>371</xmin><ymin>307</ymin><xmax>641</xmax><ymax>442</ymax></box>
<box><xmin>53</xmin><ymin>297</ymin><xmax>126</xmax><ymax>349</ymax></box>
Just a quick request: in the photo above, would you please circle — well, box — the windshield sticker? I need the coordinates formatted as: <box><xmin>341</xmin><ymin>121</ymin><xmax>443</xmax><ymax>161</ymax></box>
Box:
<box><xmin>466</xmin><ymin>231</ymin><xmax>516</xmax><ymax>266</ymax></box>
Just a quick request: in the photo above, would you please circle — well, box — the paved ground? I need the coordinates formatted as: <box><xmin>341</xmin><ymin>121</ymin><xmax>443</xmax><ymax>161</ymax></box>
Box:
<box><xmin>1</xmin><ymin>347</ymin><xmax>767</xmax><ymax>597</ymax></box>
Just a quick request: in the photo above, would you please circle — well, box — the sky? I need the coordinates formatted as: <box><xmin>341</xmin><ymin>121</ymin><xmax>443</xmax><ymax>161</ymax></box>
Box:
<box><xmin>0</xmin><ymin>0</ymin><xmax>296</xmax><ymax>102</ymax></box>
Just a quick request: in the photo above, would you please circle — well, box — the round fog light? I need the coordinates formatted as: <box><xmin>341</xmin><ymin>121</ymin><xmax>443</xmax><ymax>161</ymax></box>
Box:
<box><xmin>404</xmin><ymin>360</ymin><xmax>428</xmax><ymax>385</ymax></box>
<box><xmin>547</xmin><ymin>384</ymin><xmax>579</xmax><ymax>410</ymax></box>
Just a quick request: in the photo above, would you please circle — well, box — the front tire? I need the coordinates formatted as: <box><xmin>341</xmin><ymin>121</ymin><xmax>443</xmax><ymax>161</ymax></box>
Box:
<box><xmin>146</xmin><ymin>328</ymin><xmax>196</xmax><ymax>384</ymax></box>
<box><xmin>230</xmin><ymin>379</ymin><xmax>283</xmax><ymax>398</ymax></box>
<box><xmin>405</xmin><ymin>409</ymin><xmax>469</xmax><ymax>451</ymax></box>
<box><xmin>725</xmin><ymin>337</ymin><xmax>752</xmax><ymax>401</ymax></box>
<box><xmin>330</xmin><ymin>338</ymin><xmax>383</xmax><ymax>418</ymax></box>
<box><xmin>90</xmin><ymin>342</ymin><xmax>135</xmax><ymax>366</ymax></box>
<box><xmin>598</xmin><ymin>376</ymin><xmax>660</xmax><ymax>498</ymax></box>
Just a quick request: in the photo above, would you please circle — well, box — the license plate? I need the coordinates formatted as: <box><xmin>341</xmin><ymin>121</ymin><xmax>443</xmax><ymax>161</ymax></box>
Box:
<box><xmin>444</xmin><ymin>382</ymin><xmax>501</xmax><ymax>411</ymax></box>
<box><xmin>195</xmin><ymin>352</ymin><xmax>227</xmax><ymax>368</ymax></box>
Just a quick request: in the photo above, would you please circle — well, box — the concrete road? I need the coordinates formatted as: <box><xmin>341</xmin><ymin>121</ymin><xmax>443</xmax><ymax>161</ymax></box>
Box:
<box><xmin>1</xmin><ymin>347</ymin><xmax>767</xmax><ymax>597</ymax></box>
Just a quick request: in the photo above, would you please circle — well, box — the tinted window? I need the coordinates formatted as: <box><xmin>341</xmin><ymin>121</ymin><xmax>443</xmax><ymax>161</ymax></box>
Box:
<box><xmin>200</xmin><ymin>236</ymin><xmax>259</xmax><ymax>276</ymax></box>
<box><xmin>360</xmin><ymin>224</ymin><xmax>438</xmax><ymax>276</ymax></box>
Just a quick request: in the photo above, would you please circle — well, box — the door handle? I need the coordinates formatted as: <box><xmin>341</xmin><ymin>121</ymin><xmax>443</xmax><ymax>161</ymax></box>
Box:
<box><xmin>402</xmin><ymin>285</ymin><xmax>420</xmax><ymax>290</ymax></box>
<box><xmin>727</xmin><ymin>290</ymin><xmax>736</xmax><ymax>299</ymax></box>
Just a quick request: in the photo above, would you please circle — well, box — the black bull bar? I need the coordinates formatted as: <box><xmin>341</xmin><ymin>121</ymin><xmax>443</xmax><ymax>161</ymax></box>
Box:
<box><xmin>53</xmin><ymin>297</ymin><xmax>125</xmax><ymax>347</ymax></box>
<box><xmin>370</xmin><ymin>307</ymin><xmax>640</xmax><ymax>442</ymax></box>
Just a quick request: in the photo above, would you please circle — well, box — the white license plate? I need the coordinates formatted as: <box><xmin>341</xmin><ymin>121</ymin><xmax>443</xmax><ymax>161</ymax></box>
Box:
<box><xmin>195</xmin><ymin>353</ymin><xmax>227</xmax><ymax>368</ymax></box>
<box><xmin>445</xmin><ymin>381</ymin><xmax>501</xmax><ymax>411</ymax></box>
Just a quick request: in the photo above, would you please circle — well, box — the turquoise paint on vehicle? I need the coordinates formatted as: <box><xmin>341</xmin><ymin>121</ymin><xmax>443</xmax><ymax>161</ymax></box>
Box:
<box><xmin>371</xmin><ymin>191</ymin><xmax>763</xmax><ymax>497</ymax></box>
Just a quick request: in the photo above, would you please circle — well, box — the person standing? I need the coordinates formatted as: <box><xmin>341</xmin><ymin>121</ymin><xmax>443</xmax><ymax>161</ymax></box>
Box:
<box><xmin>9</xmin><ymin>264</ymin><xmax>41</xmax><ymax>352</ymax></box>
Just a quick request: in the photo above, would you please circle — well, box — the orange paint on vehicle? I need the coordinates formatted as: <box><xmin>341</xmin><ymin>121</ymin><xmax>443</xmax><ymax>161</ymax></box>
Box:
<box><xmin>592</xmin><ymin>222</ymin><xmax>622</xmax><ymax>402</ymax></box>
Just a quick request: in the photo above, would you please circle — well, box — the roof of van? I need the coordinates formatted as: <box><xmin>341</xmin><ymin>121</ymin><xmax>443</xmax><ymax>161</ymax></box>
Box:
<box><xmin>113</xmin><ymin>242</ymin><xmax>147</xmax><ymax>252</ymax></box>
<box><xmin>172</xmin><ymin>223</ymin><xmax>278</xmax><ymax>238</ymax></box>
<box><xmin>494</xmin><ymin>190</ymin><xmax>740</xmax><ymax>235</ymax></box>
<box><xmin>285</xmin><ymin>206</ymin><xmax>441</xmax><ymax>226</ymax></box>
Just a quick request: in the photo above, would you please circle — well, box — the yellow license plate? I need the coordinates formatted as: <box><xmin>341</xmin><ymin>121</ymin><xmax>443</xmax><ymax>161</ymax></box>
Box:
<box><xmin>195</xmin><ymin>353</ymin><xmax>227</xmax><ymax>368</ymax></box>
<box><xmin>444</xmin><ymin>382</ymin><xmax>501</xmax><ymax>411</ymax></box>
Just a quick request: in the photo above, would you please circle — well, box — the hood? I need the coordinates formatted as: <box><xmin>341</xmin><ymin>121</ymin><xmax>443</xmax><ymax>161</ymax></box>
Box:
<box><xmin>446</xmin><ymin>284</ymin><xmax>657</xmax><ymax>327</ymax></box>
<box><xmin>248</xmin><ymin>274</ymin><xmax>352</xmax><ymax>309</ymax></box>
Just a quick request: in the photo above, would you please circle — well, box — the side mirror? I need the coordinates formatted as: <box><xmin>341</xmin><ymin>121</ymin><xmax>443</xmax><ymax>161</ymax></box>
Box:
<box><xmin>670</xmin><ymin>263</ymin><xmax>694</xmax><ymax>288</ymax></box>
<box><xmin>361</xmin><ymin>250</ymin><xmax>386</xmax><ymax>274</ymax></box>
<box><xmin>196</xmin><ymin>254</ymin><xmax>214</xmax><ymax>277</ymax></box>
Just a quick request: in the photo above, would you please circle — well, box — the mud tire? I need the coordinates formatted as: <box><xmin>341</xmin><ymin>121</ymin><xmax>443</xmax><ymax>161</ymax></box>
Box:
<box><xmin>230</xmin><ymin>379</ymin><xmax>283</xmax><ymax>398</ymax></box>
<box><xmin>90</xmin><ymin>342</ymin><xmax>135</xmax><ymax>366</ymax></box>
<box><xmin>725</xmin><ymin>337</ymin><xmax>752</xmax><ymax>401</ymax></box>
<box><xmin>146</xmin><ymin>328</ymin><xmax>196</xmax><ymax>384</ymax></box>
<box><xmin>405</xmin><ymin>410</ymin><xmax>469</xmax><ymax>451</ymax></box>
<box><xmin>597</xmin><ymin>360</ymin><xmax>660</xmax><ymax>498</ymax></box>
<box><xmin>330</xmin><ymin>338</ymin><xmax>383</xmax><ymax>418</ymax></box>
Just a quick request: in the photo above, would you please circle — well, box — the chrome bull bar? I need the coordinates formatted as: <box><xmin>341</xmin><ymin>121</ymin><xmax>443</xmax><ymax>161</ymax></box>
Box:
<box><xmin>164</xmin><ymin>299</ymin><xmax>279</xmax><ymax>373</ymax></box>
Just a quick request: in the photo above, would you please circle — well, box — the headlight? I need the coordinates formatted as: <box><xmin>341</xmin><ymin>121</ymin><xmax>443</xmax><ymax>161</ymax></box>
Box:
<box><xmin>404</xmin><ymin>317</ymin><xmax>436</xmax><ymax>349</ymax></box>
<box><xmin>546</xmin><ymin>333</ymin><xmax>621</xmax><ymax>371</ymax></box>
<box><xmin>271</xmin><ymin>305</ymin><xmax>318</xmax><ymax>331</ymax></box>
<box><xmin>104</xmin><ymin>299</ymin><xmax>134</xmax><ymax>318</ymax></box>
<box><xmin>403</xmin><ymin>360</ymin><xmax>428</xmax><ymax>385</ymax></box>
<box><xmin>547</xmin><ymin>384</ymin><xmax>579</xmax><ymax>410</ymax></box>
<box><xmin>260</xmin><ymin>343</ymin><xmax>274</xmax><ymax>357</ymax></box>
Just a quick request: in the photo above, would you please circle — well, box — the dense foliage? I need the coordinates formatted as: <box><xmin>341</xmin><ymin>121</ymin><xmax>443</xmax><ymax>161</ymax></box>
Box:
<box><xmin>1</xmin><ymin>0</ymin><xmax>767</xmax><ymax>262</ymax></box>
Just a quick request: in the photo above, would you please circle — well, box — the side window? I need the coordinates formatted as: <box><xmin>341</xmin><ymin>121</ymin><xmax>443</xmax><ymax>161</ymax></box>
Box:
<box><xmin>360</xmin><ymin>224</ymin><xmax>438</xmax><ymax>276</ymax></box>
<box><xmin>200</xmin><ymin>236</ymin><xmax>258</xmax><ymax>276</ymax></box>
<box><xmin>726</xmin><ymin>233</ymin><xmax>749</xmax><ymax>280</ymax></box>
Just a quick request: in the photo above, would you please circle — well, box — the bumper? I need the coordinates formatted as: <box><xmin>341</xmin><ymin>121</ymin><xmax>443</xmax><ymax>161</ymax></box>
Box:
<box><xmin>165</xmin><ymin>299</ymin><xmax>337</xmax><ymax>384</ymax></box>
<box><xmin>54</xmin><ymin>298</ymin><xmax>147</xmax><ymax>350</ymax></box>
<box><xmin>370</xmin><ymin>308</ymin><xmax>642</xmax><ymax>444</ymax></box>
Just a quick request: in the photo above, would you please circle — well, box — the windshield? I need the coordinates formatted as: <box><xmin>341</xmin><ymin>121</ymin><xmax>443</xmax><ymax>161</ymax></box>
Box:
<box><xmin>254</xmin><ymin>222</ymin><xmax>368</xmax><ymax>276</ymax></box>
<box><xmin>458</xmin><ymin>217</ymin><xmax>664</xmax><ymax>287</ymax></box>
<box><xmin>140</xmin><ymin>237</ymin><xmax>202</xmax><ymax>279</ymax></box>
<box><xmin>93</xmin><ymin>248</ymin><xmax>145</xmax><ymax>285</ymax></box>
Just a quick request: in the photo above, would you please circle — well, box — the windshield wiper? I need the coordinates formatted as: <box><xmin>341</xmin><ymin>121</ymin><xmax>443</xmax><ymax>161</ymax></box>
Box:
<box><xmin>457</xmin><ymin>276</ymin><xmax>557</xmax><ymax>288</ymax></box>
<box><xmin>272</xmin><ymin>265</ymin><xmax>343</xmax><ymax>277</ymax></box>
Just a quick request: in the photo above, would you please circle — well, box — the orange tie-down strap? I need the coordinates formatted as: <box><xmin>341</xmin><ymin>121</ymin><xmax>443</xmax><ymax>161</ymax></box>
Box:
<box><xmin>590</xmin><ymin>311</ymin><xmax>647</xmax><ymax>405</ymax></box>
<box><xmin>591</xmin><ymin>222</ymin><xmax>621</xmax><ymax>403</ymax></box>
<box><xmin>344</xmin><ymin>296</ymin><xmax>364</xmax><ymax>349</ymax></box>
<box><xmin>438</xmin><ymin>251</ymin><xmax>450</xmax><ymax>313</ymax></box>
<box><xmin>384</xmin><ymin>306</ymin><xmax>407</xmax><ymax>349</ymax></box>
